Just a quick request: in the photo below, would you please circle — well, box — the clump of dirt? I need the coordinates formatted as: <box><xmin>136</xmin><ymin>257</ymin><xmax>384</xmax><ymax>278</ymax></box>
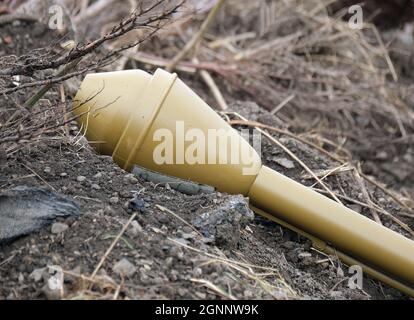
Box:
<box><xmin>192</xmin><ymin>195</ymin><xmax>254</xmax><ymax>247</ymax></box>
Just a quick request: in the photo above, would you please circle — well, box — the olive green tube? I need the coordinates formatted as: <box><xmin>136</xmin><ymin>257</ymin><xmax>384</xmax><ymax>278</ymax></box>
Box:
<box><xmin>248</xmin><ymin>166</ymin><xmax>414</xmax><ymax>290</ymax></box>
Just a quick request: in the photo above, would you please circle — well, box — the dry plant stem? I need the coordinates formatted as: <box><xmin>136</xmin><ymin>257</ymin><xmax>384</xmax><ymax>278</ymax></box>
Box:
<box><xmin>61</xmin><ymin>269</ymin><xmax>116</xmax><ymax>287</ymax></box>
<box><xmin>354</xmin><ymin>164</ymin><xmax>382</xmax><ymax>225</ymax></box>
<box><xmin>23</xmin><ymin>57</ymin><xmax>82</xmax><ymax>109</ymax></box>
<box><xmin>113</xmin><ymin>282</ymin><xmax>123</xmax><ymax>300</ymax></box>
<box><xmin>271</xmin><ymin>94</ymin><xmax>295</xmax><ymax>115</ymax></box>
<box><xmin>308</xmin><ymin>162</ymin><xmax>350</xmax><ymax>188</ymax></box>
<box><xmin>193</xmin><ymin>57</ymin><xmax>228</xmax><ymax>110</ymax></box>
<box><xmin>359</xmin><ymin>170</ymin><xmax>413</xmax><ymax>214</ymax></box>
<box><xmin>208</xmin><ymin>32</ymin><xmax>257</xmax><ymax>49</ymax></box>
<box><xmin>169</xmin><ymin>237</ymin><xmax>296</xmax><ymax>297</ymax></box>
<box><xmin>74</xmin><ymin>0</ymin><xmax>117</xmax><ymax>25</ymax></box>
<box><xmin>156</xmin><ymin>204</ymin><xmax>202</xmax><ymax>236</ymax></box>
<box><xmin>368</xmin><ymin>23</ymin><xmax>398</xmax><ymax>82</ymax></box>
<box><xmin>21</xmin><ymin>162</ymin><xmax>56</xmax><ymax>191</ymax></box>
<box><xmin>128</xmin><ymin>51</ymin><xmax>235</xmax><ymax>73</ymax></box>
<box><xmin>60</xmin><ymin>84</ymin><xmax>69</xmax><ymax>135</ymax></box>
<box><xmin>191</xmin><ymin>278</ymin><xmax>236</xmax><ymax>300</ymax></box>
<box><xmin>166</xmin><ymin>0</ymin><xmax>225</xmax><ymax>72</ymax></box>
<box><xmin>259</xmin><ymin>124</ymin><xmax>343</xmax><ymax>204</ymax></box>
<box><xmin>0</xmin><ymin>0</ymin><xmax>173</xmax><ymax>77</ymax></box>
<box><xmin>168</xmin><ymin>238</ymin><xmax>280</xmax><ymax>273</ymax></box>
<box><xmin>229</xmin><ymin>119</ymin><xmax>347</xmax><ymax>163</ymax></box>
<box><xmin>0</xmin><ymin>13</ymin><xmax>37</xmax><ymax>26</ymax></box>
<box><xmin>90</xmin><ymin>213</ymin><xmax>137</xmax><ymax>282</ymax></box>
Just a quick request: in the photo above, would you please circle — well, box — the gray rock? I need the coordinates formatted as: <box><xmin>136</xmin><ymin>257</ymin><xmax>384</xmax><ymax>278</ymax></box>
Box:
<box><xmin>171</xmin><ymin>237</ymin><xmax>189</xmax><ymax>246</ymax></box>
<box><xmin>113</xmin><ymin>258</ymin><xmax>136</xmax><ymax>277</ymax></box>
<box><xmin>181</xmin><ymin>232</ymin><xmax>197</xmax><ymax>240</ymax></box>
<box><xmin>104</xmin><ymin>206</ymin><xmax>115</xmax><ymax>215</ymax></box>
<box><xmin>128</xmin><ymin>221</ymin><xmax>143</xmax><ymax>236</ymax></box>
<box><xmin>329</xmin><ymin>291</ymin><xmax>343</xmax><ymax>299</ymax></box>
<box><xmin>93</xmin><ymin>172</ymin><xmax>103</xmax><ymax>179</ymax></box>
<box><xmin>29</xmin><ymin>267</ymin><xmax>46</xmax><ymax>282</ymax></box>
<box><xmin>51</xmin><ymin>222</ymin><xmax>69</xmax><ymax>234</ymax></box>
<box><xmin>109</xmin><ymin>197</ymin><xmax>119</xmax><ymax>205</ymax></box>
<box><xmin>298</xmin><ymin>252</ymin><xmax>312</xmax><ymax>259</ymax></box>
<box><xmin>348</xmin><ymin>204</ymin><xmax>362</xmax><ymax>213</ymax></box>
<box><xmin>124</xmin><ymin>174</ymin><xmax>138</xmax><ymax>184</ymax></box>
<box><xmin>18</xmin><ymin>273</ymin><xmax>24</xmax><ymax>284</ymax></box>
<box><xmin>273</xmin><ymin>157</ymin><xmax>295</xmax><ymax>169</ymax></box>
<box><xmin>337</xmin><ymin>267</ymin><xmax>345</xmax><ymax>277</ymax></box>
<box><xmin>76</xmin><ymin>176</ymin><xmax>86</xmax><ymax>182</ymax></box>
<box><xmin>41</xmin><ymin>266</ymin><xmax>65</xmax><ymax>300</ymax></box>
<box><xmin>42</xmin><ymin>280</ymin><xmax>64</xmax><ymax>300</ymax></box>
<box><xmin>91</xmin><ymin>184</ymin><xmax>101</xmax><ymax>190</ymax></box>
<box><xmin>192</xmin><ymin>195</ymin><xmax>254</xmax><ymax>248</ymax></box>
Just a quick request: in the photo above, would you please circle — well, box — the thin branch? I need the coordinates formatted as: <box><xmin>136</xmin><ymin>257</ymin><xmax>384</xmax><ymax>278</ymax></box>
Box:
<box><xmin>166</xmin><ymin>0</ymin><xmax>225</xmax><ymax>72</ymax></box>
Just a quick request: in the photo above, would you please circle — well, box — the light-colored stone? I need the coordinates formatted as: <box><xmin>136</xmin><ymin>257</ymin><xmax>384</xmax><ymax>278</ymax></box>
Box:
<box><xmin>298</xmin><ymin>252</ymin><xmax>312</xmax><ymax>259</ymax></box>
<box><xmin>93</xmin><ymin>172</ymin><xmax>103</xmax><ymax>179</ymax></box>
<box><xmin>128</xmin><ymin>221</ymin><xmax>143</xmax><ymax>236</ymax></box>
<box><xmin>124</xmin><ymin>174</ymin><xmax>138</xmax><ymax>184</ymax></box>
<box><xmin>51</xmin><ymin>222</ymin><xmax>69</xmax><ymax>234</ymax></box>
<box><xmin>273</xmin><ymin>157</ymin><xmax>295</xmax><ymax>169</ymax></box>
<box><xmin>91</xmin><ymin>183</ymin><xmax>101</xmax><ymax>190</ymax></box>
<box><xmin>109</xmin><ymin>197</ymin><xmax>119</xmax><ymax>205</ymax></box>
<box><xmin>29</xmin><ymin>267</ymin><xmax>46</xmax><ymax>282</ymax></box>
<box><xmin>76</xmin><ymin>175</ymin><xmax>86</xmax><ymax>182</ymax></box>
<box><xmin>104</xmin><ymin>206</ymin><xmax>115</xmax><ymax>215</ymax></box>
<box><xmin>41</xmin><ymin>266</ymin><xmax>65</xmax><ymax>300</ymax></box>
<box><xmin>113</xmin><ymin>258</ymin><xmax>136</xmax><ymax>277</ymax></box>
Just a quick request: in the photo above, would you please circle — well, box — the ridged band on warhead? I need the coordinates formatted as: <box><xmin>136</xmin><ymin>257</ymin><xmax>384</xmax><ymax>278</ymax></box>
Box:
<box><xmin>112</xmin><ymin>69</ymin><xmax>177</xmax><ymax>170</ymax></box>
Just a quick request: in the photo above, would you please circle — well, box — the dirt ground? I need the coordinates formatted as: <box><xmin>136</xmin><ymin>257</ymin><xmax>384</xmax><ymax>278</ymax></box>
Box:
<box><xmin>1</xmin><ymin>3</ymin><xmax>413</xmax><ymax>300</ymax></box>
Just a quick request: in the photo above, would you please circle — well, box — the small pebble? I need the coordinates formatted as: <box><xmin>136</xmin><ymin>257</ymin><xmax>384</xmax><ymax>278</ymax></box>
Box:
<box><xmin>60</xmin><ymin>173</ymin><xmax>67</xmax><ymax>177</ymax></box>
<box><xmin>76</xmin><ymin>176</ymin><xmax>86</xmax><ymax>182</ymax></box>
<box><xmin>298</xmin><ymin>252</ymin><xmax>312</xmax><ymax>259</ymax></box>
<box><xmin>18</xmin><ymin>273</ymin><xmax>24</xmax><ymax>284</ymax></box>
<box><xmin>124</xmin><ymin>174</ymin><xmax>138</xmax><ymax>184</ymax></box>
<box><xmin>94</xmin><ymin>172</ymin><xmax>103</xmax><ymax>179</ymax></box>
<box><xmin>195</xmin><ymin>292</ymin><xmax>206</xmax><ymax>299</ymax></box>
<box><xmin>51</xmin><ymin>223</ymin><xmax>69</xmax><ymax>234</ymax></box>
<box><xmin>128</xmin><ymin>221</ymin><xmax>143</xmax><ymax>236</ymax></box>
<box><xmin>29</xmin><ymin>268</ymin><xmax>45</xmax><ymax>282</ymax></box>
<box><xmin>104</xmin><ymin>206</ymin><xmax>115</xmax><ymax>215</ymax></box>
<box><xmin>91</xmin><ymin>184</ymin><xmax>101</xmax><ymax>190</ymax></box>
<box><xmin>329</xmin><ymin>291</ymin><xmax>343</xmax><ymax>298</ymax></box>
<box><xmin>273</xmin><ymin>157</ymin><xmax>295</xmax><ymax>169</ymax></box>
<box><xmin>109</xmin><ymin>197</ymin><xmax>119</xmax><ymax>205</ymax></box>
<box><xmin>113</xmin><ymin>258</ymin><xmax>136</xmax><ymax>277</ymax></box>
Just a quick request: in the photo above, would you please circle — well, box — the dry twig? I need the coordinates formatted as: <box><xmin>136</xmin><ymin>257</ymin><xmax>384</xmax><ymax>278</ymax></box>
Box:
<box><xmin>166</xmin><ymin>0</ymin><xmax>225</xmax><ymax>72</ymax></box>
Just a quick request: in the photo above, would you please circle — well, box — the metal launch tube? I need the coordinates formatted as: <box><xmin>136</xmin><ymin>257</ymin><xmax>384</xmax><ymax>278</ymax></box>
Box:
<box><xmin>73</xmin><ymin>68</ymin><xmax>414</xmax><ymax>296</ymax></box>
